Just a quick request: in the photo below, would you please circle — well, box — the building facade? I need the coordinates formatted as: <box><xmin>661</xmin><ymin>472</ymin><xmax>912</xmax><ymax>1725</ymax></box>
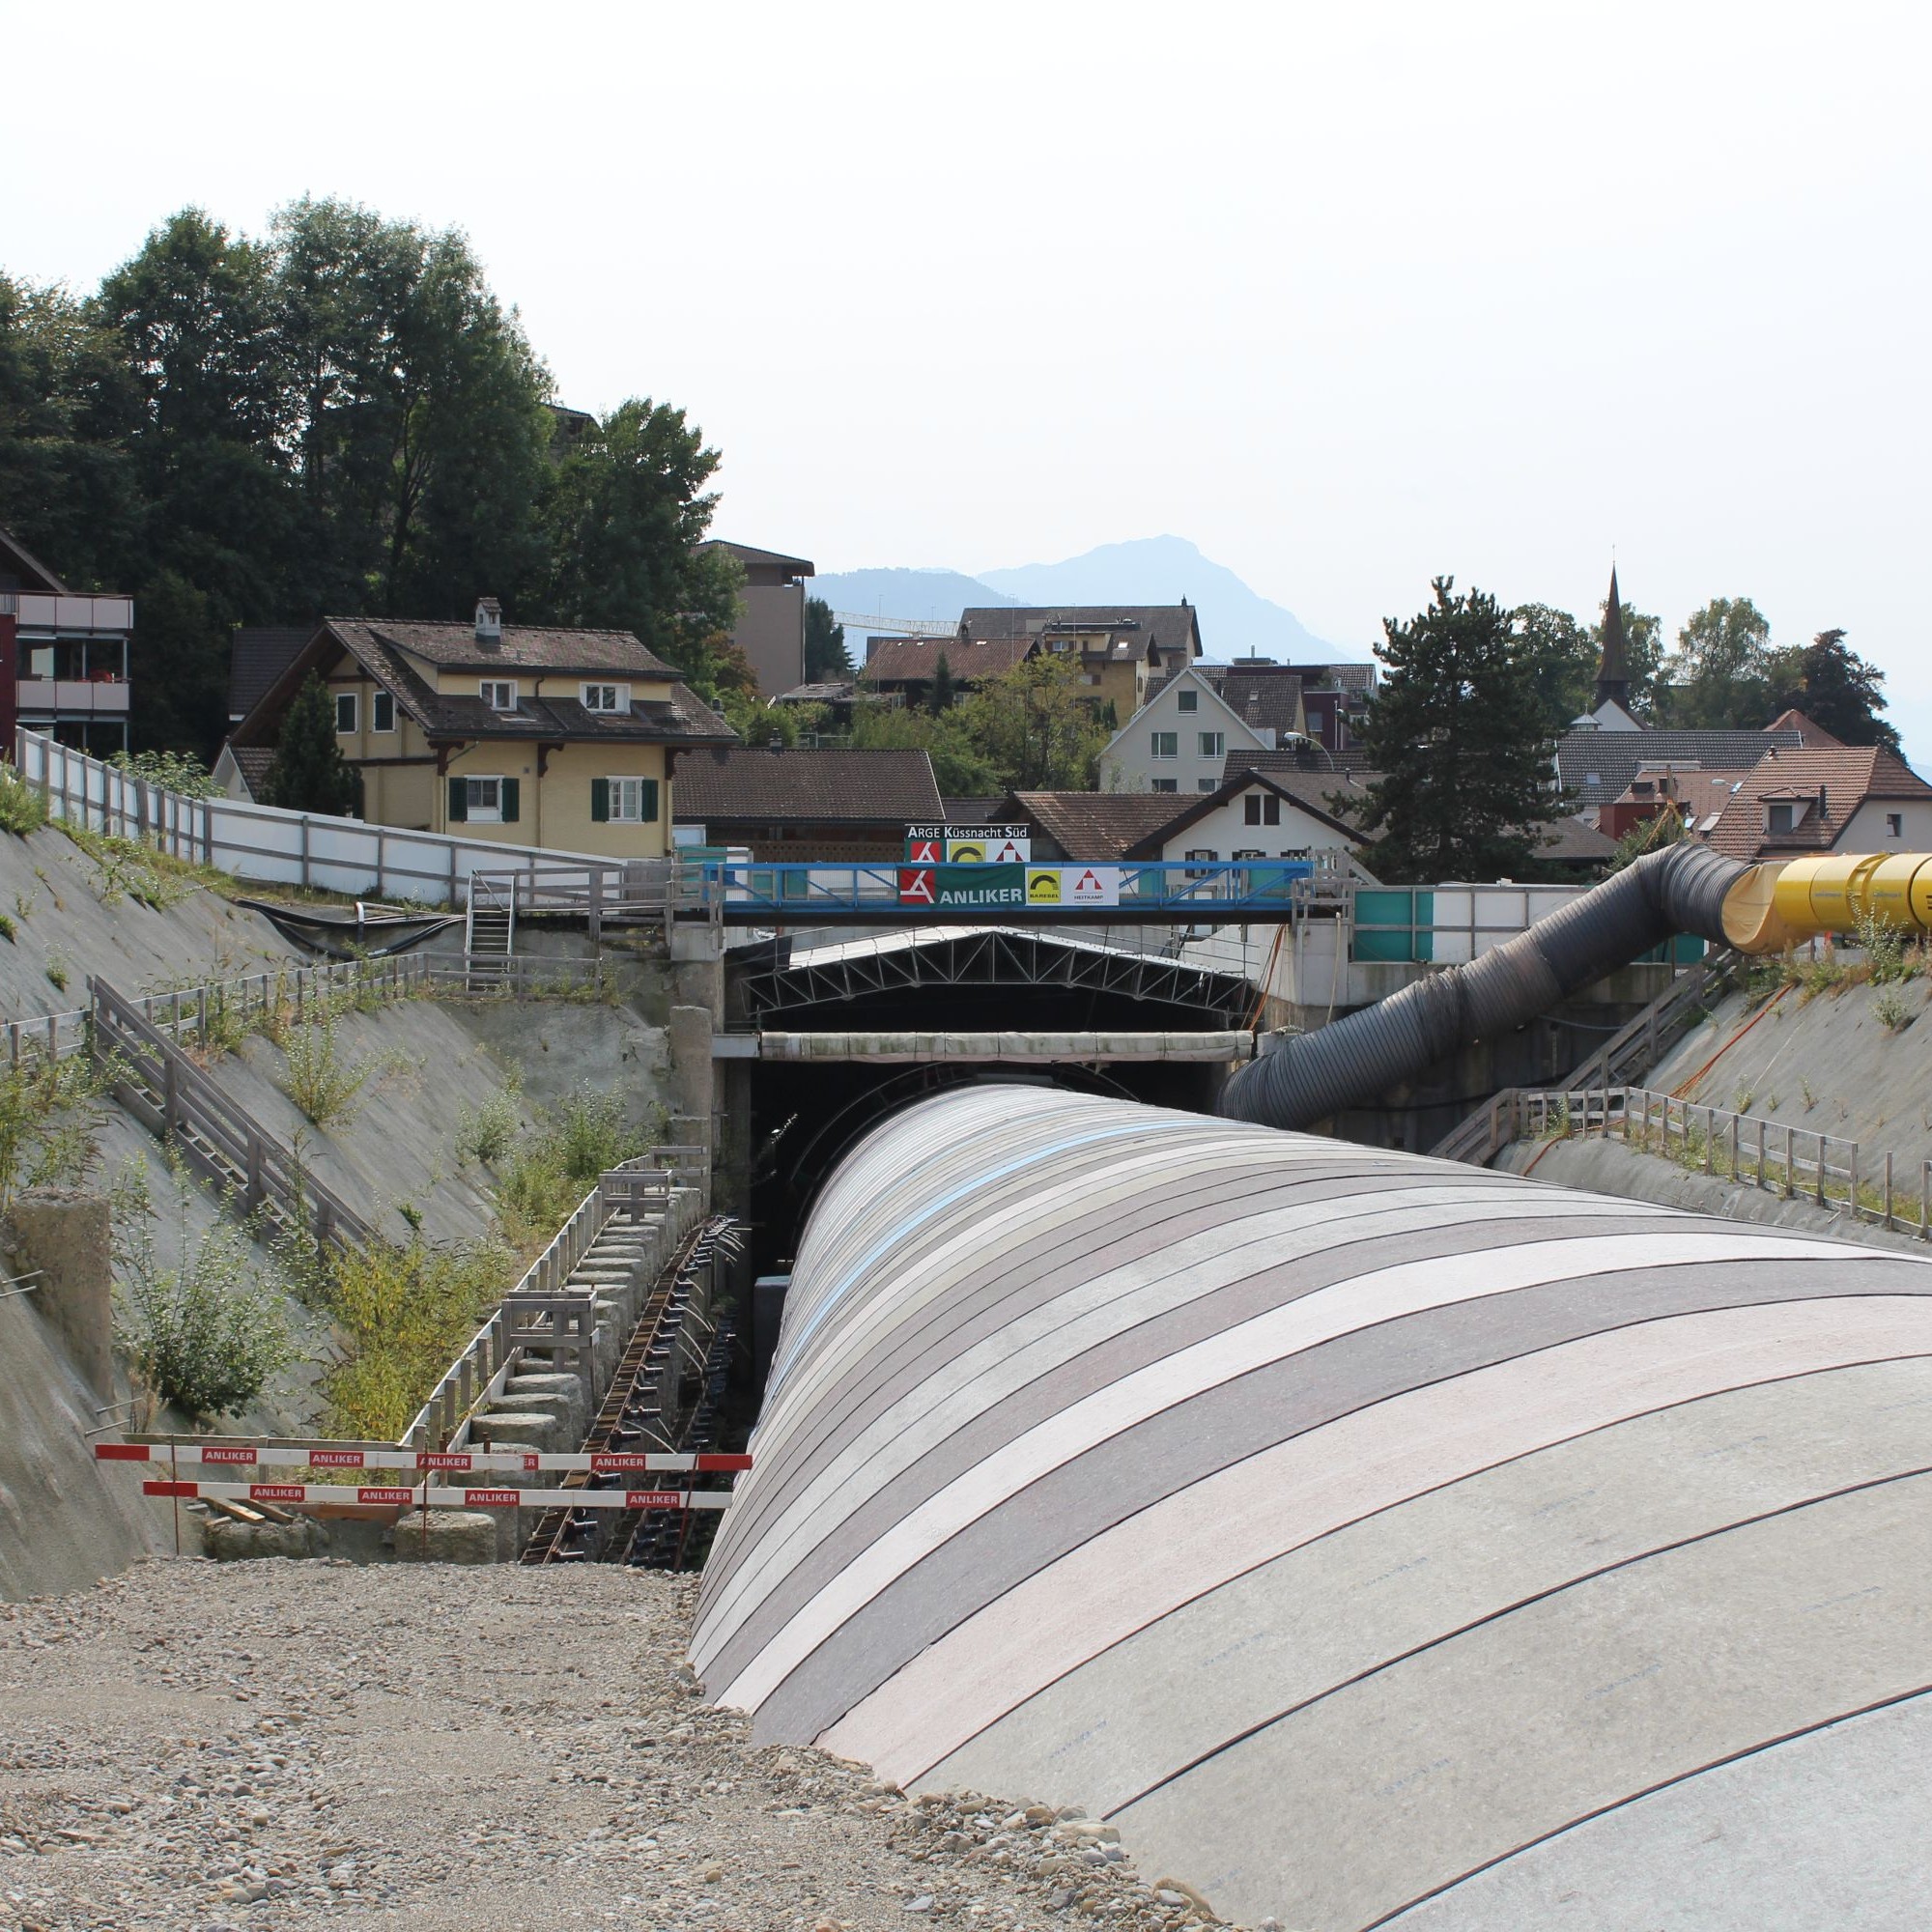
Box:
<box><xmin>701</xmin><ymin>541</ymin><xmax>816</xmax><ymax>697</ymax></box>
<box><xmin>1100</xmin><ymin>667</ymin><xmax>1270</xmax><ymax>794</ymax></box>
<box><xmin>0</xmin><ymin>526</ymin><xmax>133</xmax><ymax>754</ymax></box>
<box><xmin>225</xmin><ymin>602</ymin><xmax>734</xmax><ymax>859</ymax></box>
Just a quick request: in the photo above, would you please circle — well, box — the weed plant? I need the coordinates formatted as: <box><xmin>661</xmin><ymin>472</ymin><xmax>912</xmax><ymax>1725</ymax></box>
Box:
<box><xmin>456</xmin><ymin>1085</ymin><xmax>521</xmax><ymax>1165</ymax></box>
<box><xmin>0</xmin><ymin>766</ymin><xmax>46</xmax><ymax>836</ymax></box>
<box><xmin>279</xmin><ymin>1020</ymin><xmax>371</xmax><ymax>1126</ymax></box>
<box><xmin>0</xmin><ymin>1050</ymin><xmax>105</xmax><ymax>1205</ymax></box>
<box><xmin>493</xmin><ymin>1087</ymin><xmax>657</xmax><ymax>1253</ymax></box>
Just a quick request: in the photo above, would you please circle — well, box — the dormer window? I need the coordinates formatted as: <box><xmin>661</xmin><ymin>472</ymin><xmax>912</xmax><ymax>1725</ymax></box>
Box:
<box><xmin>1766</xmin><ymin>800</ymin><xmax>1800</xmax><ymax>834</ymax></box>
<box><xmin>582</xmin><ymin>682</ymin><xmax>631</xmax><ymax>713</ymax></box>
<box><xmin>480</xmin><ymin>679</ymin><xmax>518</xmax><ymax>712</ymax></box>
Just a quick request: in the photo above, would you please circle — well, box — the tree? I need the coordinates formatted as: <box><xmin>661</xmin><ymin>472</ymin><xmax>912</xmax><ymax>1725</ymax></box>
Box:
<box><xmin>849</xmin><ymin>701</ymin><xmax>1003</xmax><ymax>795</ymax></box>
<box><xmin>1513</xmin><ymin>603</ymin><xmax>1598</xmax><ymax>734</ymax></box>
<box><xmin>1353</xmin><ymin>576</ymin><xmax>1569</xmax><ymax>882</ymax></box>
<box><xmin>804</xmin><ymin>597</ymin><xmax>850</xmax><ymax>681</ymax></box>
<box><xmin>1657</xmin><ymin>597</ymin><xmax>1775</xmax><ymax>728</ymax></box>
<box><xmin>1768</xmin><ymin>629</ymin><xmax>1900</xmax><ymax>752</ymax></box>
<box><xmin>959</xmin><ymin>656</ymin><xmax>1109</xmax><ymax>790</ymax></box>
<box><xmin>261</xmin><ymin>673</ymin><xmax>360</xmax><ymax>815</ymax></box>
<box><xmin>930</xmin><ymin>651</ymin><xmax>956</xmax><ymax>715</ymax></box>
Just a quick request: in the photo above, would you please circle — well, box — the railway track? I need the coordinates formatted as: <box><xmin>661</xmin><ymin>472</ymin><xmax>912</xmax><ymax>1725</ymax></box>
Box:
<box><xmin>520</xmin><ymin>1213</ymin><xmax>742</xmax><ymax>1567</ymax></box>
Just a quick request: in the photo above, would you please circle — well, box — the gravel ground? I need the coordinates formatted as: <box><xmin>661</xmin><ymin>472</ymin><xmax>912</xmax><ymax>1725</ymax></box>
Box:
<box><xmin>0</xmin><ymin>1559</ymin><xmax>1249</xmax><ymax>1932</ymax></box>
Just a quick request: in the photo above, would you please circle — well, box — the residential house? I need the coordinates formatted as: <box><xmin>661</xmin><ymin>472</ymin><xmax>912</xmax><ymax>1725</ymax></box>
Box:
<box><xmin>962</xmin><ymin>603</ymin><xmax>1205</xmax><ymax>718</ymax></box>
<box><xmin>0</xmin><ymin>525</ymin><xmax>133</xmax><ymax>755</ymax></box>
<box><xmin>859</xmin><ymin>633</ymin><xmax>1031</xmax><ymax>706</ymax></box>
<box><xmin>699</xmin><ymin>541</ymin><xmax>816</xmax><ymax>697</ymax></box>
<box><xmin>224</xmin><ymin>600</ymin><xmax>734</xmax><ymax>857</ymax></box>
<box><xmin>1100</xmin><ymin>667</ymin><xmax>1272</xmax><ymax>794</ymax></box>
<box><xmin>1554</xmin><ymin>726</ymin><xmax>1804</xmax><ymax>823</ymax></box>
<box><xmin>672</xmin><ymin>746</ymin><xmax>944</xmax><ymax>862</ymax></box>
<box><xmin>1693</xmin><ymin>745</ymin><xmax>1932</xmax><ymax>862</ymax></box>
<box><xmin>226</xmin><ymin>627</ymin><xmax>312</xmax><ymax>792</ymax></box>
<box><xmin>1121</xmin><ymin>769</ymin><xmax>1373</xmax><ymax>868</ymax></box>
<box><xmin>1599</xmin><ymin>765</ymin><xmax>1762</xmax><ymax>842</ymax></box>
<box><xmin>1001</xmin><ymin>792</ymin><xmax>1206</xmax><ymax>864</ymax></box>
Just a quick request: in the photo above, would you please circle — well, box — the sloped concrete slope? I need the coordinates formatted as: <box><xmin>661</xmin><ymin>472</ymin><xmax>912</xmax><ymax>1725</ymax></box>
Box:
<box><xmin>694</xmin><ymin>1086</ymin><xmax>1932</xmax><ymax>1932</ymax></box>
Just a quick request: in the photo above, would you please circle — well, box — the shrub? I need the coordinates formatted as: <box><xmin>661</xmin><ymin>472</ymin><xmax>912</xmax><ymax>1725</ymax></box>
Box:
<box><xmin>1853</xmin><ymin>905</ymin><xmax>1910</xmax><ymax>985</ymax></box>
<box><xmin>456</xmin><ymin>1087</ymin><xmax>520</xmax><ymax>1165</ymax></box>
<box><xmin>320</xmin><ymin>1235</ymin><xmax>513</xmax><ymax>1438</ymax></box>
<box><xmin>280</xmin><ymin>1020</ymin><xmax>370</xmax><ymax>1126</ymax></box>
<box><xmin>494</xmin><ymin>1087</ymin><xmax>654</xmax><ymax>1251</ymax></box>
<box><xmin>106</xmin><ymin>749</ymin><xmax>221</xmax><ymax>799</ymax></box>
<box><xmin>0</xmin><ymin>765</ymin><xmax>46</xmax><ymax>837</ymax></box>
<box><xmin>111</xmin><ymin>1165</ymin><xmax>295</xmax><ymax>1424</ymax></box>
<box><xmin>1872</xmin><ymin>986</ymin><xmax>1916</xmax><ymax>1033</ymax></box>
<box><xmin>0</xmin><ymin>1051</ymin><xmax>104</xmax><ymax>1206</ymax></box>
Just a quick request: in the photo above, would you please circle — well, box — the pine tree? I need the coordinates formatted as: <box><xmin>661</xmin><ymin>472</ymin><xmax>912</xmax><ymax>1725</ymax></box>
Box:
<box><xmin>1769</xmin><ymin>630</ymin><xmax>1900</xmax><ymax>752</ymax></box>
<box><xmin>930</xmin><ymin>651</ymin><xmax>956</xmax><ymax>715</ymax></box>
<box><xmin>261</xmin><ymin>673</ymin><xmax>360</xmax><ymax>816</ymax></box>
<box><xmin>1354</xmin><ymin>577</ymin><xmax>1568</xmax><ymax>882</ymax></box>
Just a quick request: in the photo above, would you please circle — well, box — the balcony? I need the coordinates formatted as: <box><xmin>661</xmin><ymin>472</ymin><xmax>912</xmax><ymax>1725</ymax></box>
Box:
<box><xmin>15</xmin><ymin>678</ymin><xmax>131</xmax><ymax>716</ymax></box>
<box><xmin>2</xmin><ymin>592</ymin><xmax>134</xmax><ymax>632</ymax></box>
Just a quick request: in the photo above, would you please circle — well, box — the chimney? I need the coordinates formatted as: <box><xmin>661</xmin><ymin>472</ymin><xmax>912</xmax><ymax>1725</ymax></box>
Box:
<box><xmin>474</xmin><ymin>597</ymin><xmax>503</xmax><ymax>648</ymax></box>
<box><xmin>768</xmin><ymin>732</ymin><xmax>784</xmax><ymax>754</ymax></box>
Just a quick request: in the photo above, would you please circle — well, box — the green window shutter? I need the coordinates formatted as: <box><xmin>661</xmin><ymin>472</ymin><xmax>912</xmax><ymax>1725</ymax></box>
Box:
<box><xmin>590</xmin><ymin>778</ymin><xmax>611</xmax><ymax>823</ymax></box>
<box><xmin>500</xmin><ymin>778</ymin><xmax>521</xmax><ymax>823</ymax></box>
<box><xmin>447</xmin><ymin>777</ymin><xmax>468</xmax><ymax>823</ymax></box>
<box><xmin>640</xmin><ymin>779</ymin><xmax>660</xmax><ymax>824</ymax></box>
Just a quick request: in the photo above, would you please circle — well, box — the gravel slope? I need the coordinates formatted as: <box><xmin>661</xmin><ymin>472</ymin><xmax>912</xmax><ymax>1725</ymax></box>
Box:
<box><xmin>0</xmin><ymin>1561</ymin><xmax>1245</xmax><ymax>1932</ymax></box>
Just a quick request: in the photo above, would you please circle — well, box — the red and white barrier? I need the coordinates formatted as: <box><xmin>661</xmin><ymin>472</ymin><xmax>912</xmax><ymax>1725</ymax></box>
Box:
<box><xmin>97</xmin><ymin>1444</ymin><xmax>750</xmax><ymax>1476</ymax></box>
<box><xmin>140</xmin><ymin>1479</ymin><xmax>731</xmax><ymax>1512</ymax></box>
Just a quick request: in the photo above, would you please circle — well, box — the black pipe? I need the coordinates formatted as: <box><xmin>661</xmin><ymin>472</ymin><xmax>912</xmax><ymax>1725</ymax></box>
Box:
<box><xmin>1217</xmin><ymin>843</ymin><xmax>1747</xmax><ymax>1131</ymax></box>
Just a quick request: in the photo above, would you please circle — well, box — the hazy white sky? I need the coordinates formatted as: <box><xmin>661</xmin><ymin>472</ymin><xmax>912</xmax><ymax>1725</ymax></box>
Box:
<box><xmin>8</xmin><ymin>1</ymin><xmax>1930</xmax><ymax>748</ymax></box>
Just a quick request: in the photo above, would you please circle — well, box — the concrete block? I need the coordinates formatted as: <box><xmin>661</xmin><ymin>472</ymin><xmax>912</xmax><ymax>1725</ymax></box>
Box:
<box><xmin>203</xmin><ymin>1514</ymin><xmax>327</xmax><ymax>1561</ymax></box>
<box><xmin>391</xmin><ymin>1510</ymin><xmax>499</xmax><ymax>1564</ymax></box>
<box><xmin>473</xmin><ymin>1409</ymin><xmax>562</xmax><ymax>1454</ymax></box>
<box><xmin>504</xmin><ymin>1373</ymin><xmax>588</xmax><ymax>1445</ymax></box>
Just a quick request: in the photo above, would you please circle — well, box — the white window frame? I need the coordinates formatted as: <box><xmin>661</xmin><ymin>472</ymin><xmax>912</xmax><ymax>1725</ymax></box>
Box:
<box><xmin>1198</xmin><ymin>778</ymin><xmax>1218</xmax><ymax>791</ymax></box>
<box><xmin>1177</xmin><ymin>688</ymin><xmax>1198</xmax><ymax>713</ymax></box>
<box><xmin>1888</xmin><ymin>812</ymin><xmax>1904</xmax><ymax>838</ymax></box>
<box><xmin>1199</xmin><ymin>730</ymin><xmax>1225</xmax><ymax>758</ymax></box>
<box><xmin>1151</xmin><ymin>778</ymin><xmax>1179</xmax><ymax>793</ymax></box>
<box><xmin>333</xmin><ymin>691</ymin><xmax>358</xmax><ymax>734</ymax></box>
<box><xmin>465</xmin><ymin>776</ymin><xmax>505</xmax><ymax>824</ymax></box>
<box><xmin>582</xmin><ymin>682</ymin><xmax>631</xmax><ymax>714</ymax></box>
<box><xmin>480</xmin><ymin>680</ymin><xmax>518</xmax><ymax>712</ymax></box>
<box><xmin>371</xmin><ymin>690</ymin><xmax>396</xmax><ymax>734</ymax></box>
<box><xmin>1151</xmin><ymin>731</ymin><xmax>1178</xmax><ymax>760</ymax></box>
<box><xmin>607</xmin><ymin>776</ymin><xmax>653</xmax><ymax>823</ymax></box>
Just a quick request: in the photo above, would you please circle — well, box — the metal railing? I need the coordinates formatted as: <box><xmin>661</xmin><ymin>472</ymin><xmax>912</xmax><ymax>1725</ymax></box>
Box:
<box><xmin>404</xmin><ymin>1150</ymin><xmax>706</xmax><ymax>1451</ymax></box>
<box><xmin>1513</xmin><ymin>1082</ymin><xmax>1932</xmax><ymax>1240</ymax></box>
<box><xmin>91</xmin><ymin>978</ymin><xmax>375</xmax><ymax>1255</ymax></box>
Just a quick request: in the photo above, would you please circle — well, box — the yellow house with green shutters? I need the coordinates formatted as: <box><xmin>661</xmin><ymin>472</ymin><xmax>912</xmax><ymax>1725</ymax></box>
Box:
<box><xmin>227</xmin><ymin>601</ymin><xmax>737</xmax><ymax>858</ymax></box>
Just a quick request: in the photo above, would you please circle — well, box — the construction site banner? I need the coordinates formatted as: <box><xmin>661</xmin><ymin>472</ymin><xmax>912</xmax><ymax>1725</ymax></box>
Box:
<box><xmin>905</xmin><ymin>824</ymin><xmax>1032</xmax><ymax>865</ymax></box>
<box><xmin>1024</xmin><ymin>866</ymin><xmax>1120</xmax><ymax>908</ymax></box>
<box><xmin>898</xmin><ymin>865</ymin><xmax>1027</xmax><ymax>909</ymax></box>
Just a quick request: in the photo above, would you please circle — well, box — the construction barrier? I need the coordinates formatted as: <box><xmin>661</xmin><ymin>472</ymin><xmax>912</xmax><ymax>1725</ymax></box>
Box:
<box><xmin>96</xmin><ymin>1443</ymin><xmax>750</xmax><ymax>1476</ymax></box>
<box><xmin>138</xmin><ymin>1480</ymin><xmax>732</xmax><ymax>1511</ymax></box>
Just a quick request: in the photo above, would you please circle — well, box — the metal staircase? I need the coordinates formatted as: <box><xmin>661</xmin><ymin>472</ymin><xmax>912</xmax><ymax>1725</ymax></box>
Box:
<box><xmin>463</xmin><ymin>876</ymin><xmax>516</xmax><ymax>988</ymax></box>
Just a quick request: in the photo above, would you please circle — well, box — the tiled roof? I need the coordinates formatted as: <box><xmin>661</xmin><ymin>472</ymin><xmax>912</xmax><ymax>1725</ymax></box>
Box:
<box><xmin>775</xmin><ymin>681</ymin><xmax>858</xmax><ymax>703</ymax></box>
<box><xmin>1610</xmin><ymin>764</ymin><xmax>1761</xmax><ymax>818</ymax></box>
<box><xmin>671</xmin><ymin>748</ymin><xmax>943</xmax><ymax>823</ymax></box>
<box><xmin>219</xmin><ymin>742</ymin><xmax>276</xmax><ymax>798</ymax></box>
<box><xmin>1763</xmin><ymin>707</ymin><xmax>1847</xmax><ymax>748</ymax></box>
<box><xmin>228</xmin><ymin>627</ymin><xmax>311</xmax><ymax>720</ymax></box>
<box><xmin>0</xmin><ymin>523</ymin><xmax>69</xmax><ymax>594</ymax></box>
<box><xmin>1220</xmin><ymin>747</ymin><xmax>1377</xmax><ymax>782</ymax></box>
<box><xmin>961</xmin><ymin>605</ymin><xmax>1203</xmax><ymax>661</ymax></box>
<box><xmin>861</xmin><ymin>636</ymin><xmax>1030</xmax><ymax>685</ymax></box>
<box><xmin>232</xmin><ymin>619</ymin><xmax>735</xmax><ymax>752</ymax></box>
<box><xmin>1554</xmin><ymin>727</ymin><xmax>1802</xmax><ymax>807</ymax></box>
<box><xmin>1696</xmin><ymin>746</ymin><xmax>1932</xmax><ymax>860</ymax></box>
<box><xmin>940</xmin><ymin>797</ymin><xmax>1012</xmax><ymax>825</ymax></box>
<box><xmin>1215</xmin><ymin>668</ymin><xmax>1304</xmax><ymax>737</ymax></box>
<box><xmin>343</xmin><ymin>616</ymin><xmax>681</xmax><ymax>678</ymax></box>
<box><xmin>1005</xmin><ymin>791</ymin><xmax>1196</xmax><ymax>863</ymax></box>
<box><xmin>1535</xmin><ymin>816</ymin><xmax>1620</xmax><ymax>862</ymax></box>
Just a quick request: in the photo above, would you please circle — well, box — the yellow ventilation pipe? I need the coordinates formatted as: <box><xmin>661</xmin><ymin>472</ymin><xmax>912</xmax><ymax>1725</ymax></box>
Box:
<box><xmin>1722</xmin><ymin>854</ymin><xmax>1932</xmax><ymax>952</ymax></box>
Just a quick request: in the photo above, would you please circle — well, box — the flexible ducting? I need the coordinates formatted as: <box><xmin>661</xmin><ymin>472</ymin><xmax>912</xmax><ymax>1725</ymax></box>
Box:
<box><xmin>1219</xmin><ymin>841</ymin><xmax>1748</xmax><ymax>1130</ymax></box>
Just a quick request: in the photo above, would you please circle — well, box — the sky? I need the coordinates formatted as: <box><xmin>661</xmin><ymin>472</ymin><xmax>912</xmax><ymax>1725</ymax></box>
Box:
<box><xmin>7</xmin><ymin>1</ymin><xmax>1930</xmax><ymax>754</ymax></box>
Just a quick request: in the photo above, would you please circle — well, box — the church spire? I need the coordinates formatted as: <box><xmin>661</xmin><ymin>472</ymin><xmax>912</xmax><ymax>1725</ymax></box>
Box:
<box><xmin>1595</xmin><ymin>563</ymin><xmax>1632</xmax><ymax>713</ymax></box>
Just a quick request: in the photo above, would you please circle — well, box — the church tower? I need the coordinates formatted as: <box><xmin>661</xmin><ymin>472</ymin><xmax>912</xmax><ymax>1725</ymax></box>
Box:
<box><xmin>1595</xmin><ymin>564</ymin><xmax>1633</xmax><ymax>716</ymax></box>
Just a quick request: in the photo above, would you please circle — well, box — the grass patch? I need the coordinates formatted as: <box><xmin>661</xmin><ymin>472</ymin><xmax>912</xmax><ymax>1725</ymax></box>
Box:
<box><xmin>59</xmin><ymin>824</ymin><xmax>222</xmax><ymax>912</ymax></box>
<box><xmin>493</xmin><ymin>1087</ymin><xmax>658</xmax><ymax>1254</ymax></box>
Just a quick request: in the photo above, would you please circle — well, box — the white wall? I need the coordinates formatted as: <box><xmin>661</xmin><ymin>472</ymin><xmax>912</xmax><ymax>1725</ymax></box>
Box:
<box><xmin>1148</xmin><ymin>788</ymin><xmax>1355</xmax><ymax>861</ymax></box>
<box><xmin>1102</xmin><ymin>669</ymin><xmax>1267</xmax><ymax>794</ymax></box>
<box><xmin>1838</xmin><ymin>799</ymin><xmax>1932</xmax><ymax>851</ymax></box>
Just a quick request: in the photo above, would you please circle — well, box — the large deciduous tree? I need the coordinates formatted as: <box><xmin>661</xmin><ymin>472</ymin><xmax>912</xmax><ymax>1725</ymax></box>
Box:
<box><xmin>1354</xmin><ymin>577</ymin><xmax>1569</xmax><ymax>882</ymax></box>
<box><xmin>1657</xmin><ymin>596</ymin><xmax>1776</xmax><ymax>728</ymax></box>
<box><xmin>1768</xmin><ymin>629</ymin><xmax>1899</xmax><ymax>752</ymax></box>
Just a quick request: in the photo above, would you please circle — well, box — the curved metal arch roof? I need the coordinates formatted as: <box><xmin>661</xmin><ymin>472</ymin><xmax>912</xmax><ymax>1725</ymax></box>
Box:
<box><xmin>695</xmin><ymin>1087</ymin><xmax>1932</xmax><ymax>1931</ymax></box>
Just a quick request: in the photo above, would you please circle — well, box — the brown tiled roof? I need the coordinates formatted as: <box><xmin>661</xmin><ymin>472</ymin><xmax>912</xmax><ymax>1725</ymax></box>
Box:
<box><xmin>671</xmin><ymin>748</ymin><xmax>943</xmax><ymax>824</ymax></box>
<box><xmin>1696</xmin><ymin>746</ymin><xmax>1932</xmax><ymax>860</ymax></box>
<box><xmin>1220</xmin><ymin>747</ymin><xmax>1377</xmax><ymax>782</ymax></box>
<box><xmin>1005</xmin><ymin>791</ymin><xmax>1195</xmax><ymax>862</ymax></box>
<box><xmin>228</xmin><ymin>627</ymin><xmax>311</xmax><ymax>720</ymax></box>
<box><xmin>962</xmin><ymin>605</ymin><xmax>1203</xmax><ymax>662</ymax></box>
<box><xmin>220</xmin><ymin>742</ymin><xmax>276</xmax><ymax>797</ymax></box>
<box><xmin>1763</xmin><ymin>707</ymin><xmax>1846</xmax><ymax>748</ymax></box>
<box><xmin>1216</xmin><ymin>668</ymin><xmax>1304</xmax><ymax>738</ymax></box>
<box><xmin>1534</xmin><ymin>816</ymin><xmax>1620</xmax><ymax>862</ymax></box>
<box><xmin>340</xmin><ymin>615</ymin><xmax>680</xmax><ymax>677</ymax></box>
<box><xmin>861</xmin><ymin>636</ymin><xmax>1030</xmax><ymax>686</ymax></box>
<box><xmin>232</xmin><ymin>619</ymin><xmax>735</xmax><ymax>752</ymax></box>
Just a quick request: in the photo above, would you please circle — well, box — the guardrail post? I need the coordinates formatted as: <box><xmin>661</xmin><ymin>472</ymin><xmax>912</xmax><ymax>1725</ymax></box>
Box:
<box><xmin>1849</xmin><ymin>1143</ymin><xmax>1859</xmax><ymax>1220</ymax></box>
<box><xmin>1784</xmin><ymin>1125</ymin><xmax>1794</xmax><ymax>1199</ymax></box>
<box><xmin>1884</xmin><ymin>1151</ymin><xmax>1893</xmax><ymax>1230</ymax></box>
<box><xmin>1815</xmin><ymin>1133</ymin><xmax>1826</xmax><ymax>1208</ymax></box>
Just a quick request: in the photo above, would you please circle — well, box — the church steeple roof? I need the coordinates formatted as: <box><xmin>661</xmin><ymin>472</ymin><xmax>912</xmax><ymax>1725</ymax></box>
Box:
<box><xmin>1596</xmin><ymin>564</ymin><xmax>1632</xmax><ymax>712</ymax></box>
